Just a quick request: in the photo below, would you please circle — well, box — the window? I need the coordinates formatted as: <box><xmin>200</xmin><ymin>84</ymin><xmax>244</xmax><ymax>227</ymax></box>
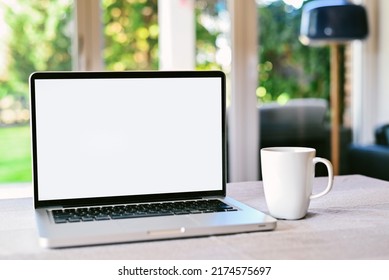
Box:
<box><xmin>257</xmin><ymin>0</ymin><xmax>330</xmax><ymax>105</ymax></box>
<box><xmin>102</xmin><ymin>0</ymin><xmax>159</xmax><ymax>70</ymax></box>
<box><xmin>195</xmin><ymin>0</ymin><xmax>230</xmax><ymax>71</ymax></box>
<box><xmin>1</xmin><ymin>0</ymin><xmax>362</xmax><ymax>183</ymax></box>
<box><xmin>0</xmin><ymin>0</ymin><xmax>230</xmax><ymax>183</ymax></box>
<box><xmin>0</xmin><ymin>0</ymin><xmax>73</xmax><ymax>182</ymax></box>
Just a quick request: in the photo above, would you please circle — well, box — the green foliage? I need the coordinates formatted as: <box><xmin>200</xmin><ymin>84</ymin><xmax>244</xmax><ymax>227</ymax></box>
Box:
<box><xmin>258</xmin><ymin>1</ymin><xmax>330</xmax><ymax>103</ymax></box>
<box><xmin>2</xmin><ymin>0</ymin><xmax>72</xmax><ymax>99</ymax></box>
<box><xmin>195</xmin><ymin>0</ymin><xmax>224</xmax><ymax>70</ymax></box>
<box><xmin>103</xmin><ymin>0</ymin><xmax>159</xmax><ymax>70</ymax></box>
<box><xmin>0</xmin><ymin>125</ymin><xmax>32</xmax><ymax>182</ymax></box>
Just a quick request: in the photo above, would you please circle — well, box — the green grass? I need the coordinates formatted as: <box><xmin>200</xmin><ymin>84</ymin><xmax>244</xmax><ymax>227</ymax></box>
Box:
<box><xmin>0</xmin><ymin>125</ymin><xmax>32</xmax><ymax>182</ymax></box>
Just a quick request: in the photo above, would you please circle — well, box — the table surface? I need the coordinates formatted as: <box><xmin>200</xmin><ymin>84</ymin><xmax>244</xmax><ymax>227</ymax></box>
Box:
<box><xmin>1</xmin><ymin>175</ymin><xmax>389</xmax><ymax>260</ymax></box>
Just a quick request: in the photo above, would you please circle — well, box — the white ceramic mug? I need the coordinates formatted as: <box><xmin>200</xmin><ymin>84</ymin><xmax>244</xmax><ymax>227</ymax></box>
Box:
<box><xmin>260</xmin><ymin>147</ymin><xmax>334</xmax><ymax>220</ymax></box>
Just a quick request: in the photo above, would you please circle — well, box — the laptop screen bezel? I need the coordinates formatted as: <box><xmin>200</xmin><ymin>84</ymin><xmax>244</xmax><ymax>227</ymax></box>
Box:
<box><xmin>29</xmin><ymin>70</ymin><xmax>227</xmax><ymax>208</ymax></box>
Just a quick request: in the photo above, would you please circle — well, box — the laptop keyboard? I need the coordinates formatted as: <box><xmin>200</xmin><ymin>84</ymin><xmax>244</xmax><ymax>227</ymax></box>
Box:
<box><xmin>51</xmin><ymin>199</ymin><xmax>238</xmax><ymax>224</ymax></box>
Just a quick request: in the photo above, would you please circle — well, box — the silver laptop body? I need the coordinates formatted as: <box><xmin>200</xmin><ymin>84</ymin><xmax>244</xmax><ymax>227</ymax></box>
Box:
<box><xmin>29</xmin><ymin>71</ymin><xmax>276</xmax><ymax>248</ymax></box>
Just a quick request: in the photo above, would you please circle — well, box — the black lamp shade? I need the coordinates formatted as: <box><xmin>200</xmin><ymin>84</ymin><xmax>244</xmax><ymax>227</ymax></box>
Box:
<box><xmin>300</xmin><ymin>0</ymin><xmax>368</xmax><ymax>45</ymax></box>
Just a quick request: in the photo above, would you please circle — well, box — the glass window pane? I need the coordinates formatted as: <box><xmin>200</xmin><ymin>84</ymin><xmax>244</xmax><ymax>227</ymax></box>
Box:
<box><xmin>257</xmin><ymin>0</ymin><xmax>330</xmax><ymax>104</ymax></box>
<box><xmin>195</xmin><ymin>0</ymin><xmax>230</xmax><ymax>72</ymax></box>
<box><xmin>0</xmin><ymin>0</ymin><xmax>73</xmax><ymax>183</ymax></box>
<box><xmin>102</xmin><ymin>0</ymin><xmax>159</xmax><ymax>70</ymax></box>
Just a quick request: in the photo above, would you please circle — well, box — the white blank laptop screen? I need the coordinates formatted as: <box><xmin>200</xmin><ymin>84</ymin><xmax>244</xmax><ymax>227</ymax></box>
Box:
<box><xmin>34</xmin><ymin>77</ymin><xmax>223</xmax><ymax>201</ymax></box>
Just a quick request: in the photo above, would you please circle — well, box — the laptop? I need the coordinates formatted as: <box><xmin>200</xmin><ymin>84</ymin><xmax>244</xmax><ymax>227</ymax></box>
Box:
<box><xmin>29</xmin><ymin>70</ymin><xmax>276</xmax><ymax>248</ymax></box>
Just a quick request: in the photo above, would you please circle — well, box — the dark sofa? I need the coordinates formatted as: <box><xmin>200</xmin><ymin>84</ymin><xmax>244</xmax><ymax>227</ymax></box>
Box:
<box><xmin>260</xmin><ymin>98</ymin><xmax>328</xmax><ymax>147</ymax></box>
<box><xmin>348</xmin><ymin>124</ymin><xmax>389</xmax><ymax>181</ymax></box>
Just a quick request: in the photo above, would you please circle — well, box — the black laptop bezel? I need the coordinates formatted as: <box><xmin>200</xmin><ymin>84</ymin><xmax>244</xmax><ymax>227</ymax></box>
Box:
<box><xmin>29</xmin><ymin>70</ymin><xmax>227</xmax><ymax>208</ymax></box>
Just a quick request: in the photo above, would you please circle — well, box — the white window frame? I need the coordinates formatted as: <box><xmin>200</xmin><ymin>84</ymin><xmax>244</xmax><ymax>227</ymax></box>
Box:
<box><xmin>158</xmin><ymin>0</ymin><xmax>195</xmax><ymax>70</ymax></box>
<box><xmin>227</xmin><ymin>0</ymin><xmax>259</xmax><ymax>182</ymax></box>
<box><xmin>74</xmin><ymin>0</ymin><xmax>104</xmax><ymax>71</ymax></box>
<box><xmin>351</xmin><ymin>0</ymin><xmax>379</xmax><ymax>145</ymax></box>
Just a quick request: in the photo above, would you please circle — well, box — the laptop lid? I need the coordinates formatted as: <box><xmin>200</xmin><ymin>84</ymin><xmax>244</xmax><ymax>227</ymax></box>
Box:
<box><xmin>30</xmin><ymin>71</ymin><xmax>226</xmax><ymax>209</ymax></box>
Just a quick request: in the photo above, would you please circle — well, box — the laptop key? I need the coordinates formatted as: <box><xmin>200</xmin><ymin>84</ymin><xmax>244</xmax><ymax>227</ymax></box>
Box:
<box><xmin>95</xmin><ymin>215</ymin><xmax>110</xmax><ymax>221</ymax></box>
<box><xmin>130</xmin><ymin>212</ymin><xmax>173</xmax><ymax>218</ymax></box>
<box><xmin>174</xmin><ymin>211</ymin><xmax>190</xmax><ymax>215</ymax></box>
<box><xmin>111</xmin><ymin>213</ymin><xmax>135</xmax><ymax>219</ymax></box>
<box><xmin>81</xmin><ymin>216</ymin><xmax>95</xmax><ymax>222</ymax></box>
<box><xmin>54</xmin><ymin>218</ymin><xmax>68</xmax><ymax>224</ymax></box>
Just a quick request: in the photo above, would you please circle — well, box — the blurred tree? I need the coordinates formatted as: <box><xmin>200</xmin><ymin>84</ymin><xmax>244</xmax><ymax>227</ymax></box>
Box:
<box><xmin>195</xmin><ymin>0</ymin><xmax>225</xmax><ymax>70</ymax></box>
<box><xmin>2</xmin><ymin>0</ymin><xmax>72</xmax><ymax>101</ymax></box>
<box><xmin>103</xmin><ymin>0</ymin><xmax>159</xmax><ymax>70</ymax></box>
<box><xmin>258</xmin><ymin>0</ymin><xmax>330</xmax><ymax>104</ymax></box>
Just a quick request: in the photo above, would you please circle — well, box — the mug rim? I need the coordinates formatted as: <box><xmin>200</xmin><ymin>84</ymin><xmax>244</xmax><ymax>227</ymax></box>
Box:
<box><xmin>261</xmin><ymin>147</ymin><xmax>316</xmax><ymax>153</ymax></box>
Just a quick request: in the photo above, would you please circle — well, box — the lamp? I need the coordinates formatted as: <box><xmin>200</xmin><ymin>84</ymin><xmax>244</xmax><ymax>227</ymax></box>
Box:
<box><xmin>300</xmin><ymin>0</ymin><xmax>368</xmax><ymax>45</ymax></box>
<box><xmin>299</xmin><ymin>0</ymin><xmax>368</xmax><ymax>174</ymax></box>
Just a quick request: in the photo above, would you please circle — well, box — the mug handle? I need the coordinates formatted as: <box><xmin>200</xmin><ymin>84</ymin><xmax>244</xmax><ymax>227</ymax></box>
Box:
<box><xmin>310</xmin><ymin>157</ymin><xmax>334</xmax><ymax>199</ymax></box>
